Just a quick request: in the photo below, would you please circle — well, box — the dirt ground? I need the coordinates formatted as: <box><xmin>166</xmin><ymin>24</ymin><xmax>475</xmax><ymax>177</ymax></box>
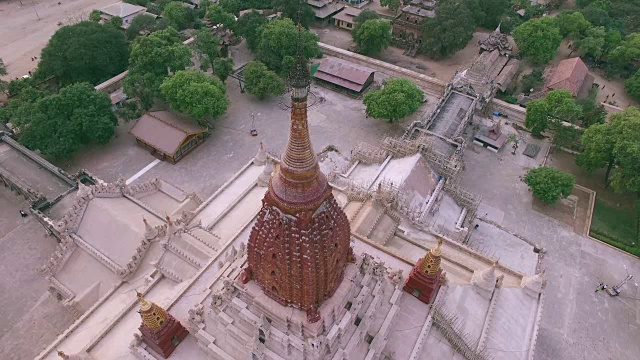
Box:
<box><xmin>0</xmin><ymin>0</ymin><xmax>116</xmax><ymax>80</ymax></box>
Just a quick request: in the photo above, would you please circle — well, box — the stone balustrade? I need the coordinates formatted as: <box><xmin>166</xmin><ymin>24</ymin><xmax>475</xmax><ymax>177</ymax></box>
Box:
<box><xmin>71</xmin><ymin>234</ymin><xmax>124</xmax><ymax>274</ymax></box>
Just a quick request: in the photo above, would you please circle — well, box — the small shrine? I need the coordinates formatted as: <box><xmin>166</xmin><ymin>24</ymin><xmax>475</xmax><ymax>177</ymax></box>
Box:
<box><xmin>403</xmin><ymin>238</ymin><xmax>444</xmax><ymax>304</ymax></box>
<box><xmin>135</xmin><ymin>291</ymin><xmax>188</xmax><ymax>358</ymax></box>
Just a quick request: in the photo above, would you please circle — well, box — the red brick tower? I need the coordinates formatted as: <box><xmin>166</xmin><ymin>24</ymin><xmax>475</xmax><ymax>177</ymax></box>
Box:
<box><xmin>243</xmin><ymin>30</ymin><xmax>352</xmax><ymax>323</ymax></box>
<box><xmin>403</xmin><ymin>238</ymin><xmax>444</xmax><ymax>304</ymax></box>
<box><xmin>136</xmin><ymin>291</ymin><xmax>189</xmax><ymax>358</ymax></box>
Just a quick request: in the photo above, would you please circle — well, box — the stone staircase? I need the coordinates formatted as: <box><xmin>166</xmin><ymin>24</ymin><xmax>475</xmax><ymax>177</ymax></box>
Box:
<box><xmin>156</xmin><ymin>229</ymin><xmax>222</xmax><ymax>282</ymax></box>
<box><xmin>350</xmin><ymin>200</ymin><xmax>400</xmax><ymax>246</ymax></box>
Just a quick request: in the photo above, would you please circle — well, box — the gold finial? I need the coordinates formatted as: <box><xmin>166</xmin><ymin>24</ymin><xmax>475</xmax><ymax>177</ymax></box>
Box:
<box><xmin>136</xmin><ymin>291</ymin><xmax>167</xmax><ymax>330</ymax></box>
<box><xmin>419</xmin><ymin>238</ymin><xmax>443</xmax><ymax>275</ymax></box>
<box><xmin>57</xmin><ymin>350</ymin><xmax>68</xmax><ymax>359</ymax></box>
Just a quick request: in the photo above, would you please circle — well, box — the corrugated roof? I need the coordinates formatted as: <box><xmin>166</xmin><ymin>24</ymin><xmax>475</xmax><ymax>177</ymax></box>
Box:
<box><xmin>316</xmin><ymin>58</ymin><xmax>375</xmax><ymax>84</ymax></box>
<box><xmin>545</xmin><ymin>57</ymin><xmax>589</xmax><ymax>97</ymax></box>
<box><xmin>333</xmin><ymin>7</ymin><xmax>362</xmax><ymax>23</ymax></box>
<box><xmin>100</xmin><ymin>2</ymin><xmax>146</xmax><ymax>17</ymax></box>
<box><xmin>129</xmin><ymin>111</ymin><xmax>207</xmax><ymax>155</ymax></box>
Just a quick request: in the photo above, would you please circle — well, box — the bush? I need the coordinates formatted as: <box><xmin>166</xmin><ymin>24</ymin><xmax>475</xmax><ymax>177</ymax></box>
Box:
<box><xmin>524</xmin><ymin>167</ymin><xmax>575</xmax><ymax>204</ymax></box>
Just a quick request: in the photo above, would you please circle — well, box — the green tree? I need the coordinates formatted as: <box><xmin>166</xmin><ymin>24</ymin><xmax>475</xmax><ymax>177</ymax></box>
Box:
<box><xmin>363</xmin><ymin>78</ymin><xmax>423</xmax><ymax>122</ymax></box>
<box><xmin>380</xmin><ymin>0</ymin><xmax>401</xmax><ymax>12</ymax></box>
<box><xmin>577</xmin><ymin>108</ymin><xmax>640</xmax><ymax>187</ymax></box>
<box><xmin>513</xmin><ymin>17</ymin><xmax>562</xmax><ymax>65</ymax></box>
<box><xmin>272</xmin><ymin>0</ymin><xmax>315</xmax><ymax>28</ymax></box>
<box><xmin>421</xmin><ymin>0</ymin><xmax>476</xmax><ymax>58</ymax></box>
<box><xmin>524</xmin><ymin>167</ymin><xmax>576</xmax><ymax>204</ymax></box>
<box><xmin>546</xmin><ymin>89</ymin><xmax>582</xmax><ymax>124</ymax></box>
<box><xmin>126</xmin><ymin>13</ymin><xmax>160</xmax><ymax>40</ymax></box>
<box><xmin>556</xmin><ymin>11</ymin><xmax>591</xmax><ymax>38</ymax></box>
<box><xmin>353</xmin><ymin>19</ymin><xmax>392</xmax><ymax>56</ymax></box>
<box><xmin>520</xmin><ymin>69</ymin><xmax>544</xmax><ymax>95</ymax></box>
<box><xmin>576</xmin><ymin>89</ymin><xmax>606</xmax><ymax>127</ymax></box>
<box><xmin>243</xmin><ymin>61</ymin><xmax>285</xmax><ymax>99</ymax></box>
<box><xmin>608</xmin><ymin>33</ymin><xmax>640</xmax><ymax>77</ymax></box>
<box><xmin>256</xmin><ymin>18</ymin><xmax>321</xmax><ymax>74</ymax></box>
<box><xmin>207</xmin><ymin>4</ymin><xmax>237</xmax><ymax>31</ymax></box>
<box><xmin>16</xmin><ymin>83</ymin><xmax>116</xmax><ymax>159</ymax></box>
<box><xmin>194</xmin><ymin>29</ymin><xmax>220</xmax><ymax>71</ymax></box>
<box><xmin>38</xmin><ymin>21</ymin><xmax>129</xmax><ymax>86</ymax></box>
<box><xmin>607</xmin><ymin>108</ymin><xmax>640</xmax><ymax>195</ymax></box>
<box><xmin>236</xmin><ymin>10</ymin><xmax>268</xmax><ymax>52</ymax></box>
<box><xmin>124</xmin><ymin>27</ymin><xmax>192</xmax><ymax>108</ymax></box>
<box><xmin>161</xmin><ymin>70</ymin><xmax>228</xmax><ymax>125</ymax></box>
<box><xmin>213</xmin><ymin>57</ymin><xmax>234</xmax><ymax>82</ymax></box>
<box><xmin>525</xmin><ymin>90</ymin><xmax>583</xmax><ymax>136</ymax></box>
<box><xmin>626</xmin><ymin>70</ymin><xmax>640</xmax><ymax>101</ymax></box>
<box><xmin>109</xmin><ymin>16</ymin><xmax>123</xmax><ymax>28</ymax></box>
<box><xmin>477</xmin><ymin>0</ymin><xmax>510</xmax><ymax>29</ymax></box>
<box><xmin>219</xmin><ymin>0</ymin><xmax>242</xmax><ymax>15</ymax></box>
<box><xmin>524</xmin><ymin>98</ymin><xmax>551</xmax><ymax>136</ymax></box>
<box><xmin>89</xmin><ymin>9</ymin><xmax>102</xmax><ymax>22</ymax></box>
<box><xmin>575</xmin><ymin>26</ymin><xmax>606</xmax><ymax>59</ymax></box>
<box><xmin>353</xmin><ymin>9</ymin><xmax>380</xmax><ymax>33</ymax></box>
<box><xmin>163</xmin><ymin>2</ymin><xmax>191</xmax><ymax>30</ymax></box>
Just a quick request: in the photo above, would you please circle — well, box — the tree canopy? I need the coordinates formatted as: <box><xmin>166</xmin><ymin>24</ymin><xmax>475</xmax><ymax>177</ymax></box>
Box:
<box><xmin>353</xmin><ymin>19</ymin><xmax>392</xmax><ymax>56</ymax></box>
<box><xmin>577</xmin><ymin>107</ymin><xmax>640</xmax><ymax>192</ymax></box>
<box><xmin>380</xmin><ymin>0</ymin><xmax>401</xmax><ymax>12</ymax></box>
<box><xmin>161</xmin><ymin>70</ymin><xmax>228</xmax><ymax>125</ymax></box>
<box><xmin>194</xmin><ymin>29</ymin><xmax>220</xmax><ymax>72</ymax></box>
<box><xmin>272</xmin><ymin>0</ymin><xmax>315</xmax><ymax>28</ymax></box>
<box><xmin>89</xmin><ymin>9</ymin><xmax>102</xmax><ymax>22</ymax></box>
<box><xmin>243</xmin><ymin>61</ymin><xmax>285</xmax><ymax>99</ymax></box>
<box><xmin>124</xmin><ymin>27</ymin><xmax>192</xmax><ymax>108</ymax></box>
<box><xmin>363</xmin><ymin>78</ymin><xmax>423</xmax><ymax>122</ymax></box>
<box><xmin>626</xmin><ymin>70</ymin><xmax>640</xmax><ymax>101</ymax></box>
<box><xmin>162</xmin><ymin>1</ymin><xmax>191</xmax><ymax>30</ymax></box>
<box><xmin>219</xmin><ymin>0</ymin><xmax>242</xmax><ymax>15</ymax></box>
<box><xmin>525</xmin><ymin>90</ymin><xmax>583</xmax><ymax>136</ymax></box>
<box><xmin>477</xmin><ymin>0</ymin><xmax>510</xmax><ymax>29</ymax></box>
<box><xmin>421</xmin><ymin>0</ymin><xmax>476</xmax><ymax>58</ymax></box>
<box><xmin>524</xmin><ymin>167</ymin><xmax>576</xmax><ymax>204</ymax></box>
<box><xmin>575</xmin><ymin>26</ymin><xmax>606</xmax><ymax>59</ymax></box>
<box><xmin>207</xmin><ymin>4</ymin><xmax>236</xmax><ymax>31</ymax></box>
<box><xmin>513</xmin><ymin>17</ymin><xmax>563</xmax><ymax>65</ymax></box>
<box><xmin>256</xmin><ymin>18</ymin><xmax>321</xmax><ymax>74</ymax></box>
<box><xmin>556</xmin><ymin>11</ymin><xmax>591</xmax><ymax>38</ymax></box>
<box><xmin>38</xmin><ymin>21</ymin><xmax>129</xmax><ymax>86</ymax></box>
<box><xmin>608</xmin><ymin>33</ymin><xmax>640</xmax><ymax>77</ymax></box>
<box><xmin>236</xmin><ymin>10</ymin><xmax>268</xmax><ymax>52</ymax></box>
<box><xmin>126</xmin><ymin>13</ymin><xmax>166</xmax><ymax>40</ymax></box>
<box><xmin>12</xmin><ymin>83</ymin><xmax>116</xmax><ymax>159</ymax></box>
<box><xmin>213</xmin><ymin>57</ymin><xmax>234</xmax><ymax>82</ymax></box>
<box><xmin>353</xmin><ymin>9</ymin><xmax>380</xmax><ymax>33</ymax></box>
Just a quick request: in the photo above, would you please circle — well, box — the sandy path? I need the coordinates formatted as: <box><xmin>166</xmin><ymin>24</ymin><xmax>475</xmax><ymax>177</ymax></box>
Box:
<box><xmin>0</xmin><ymin>0</ymin><xmax>117</xmax><ymax>80</ymax></box>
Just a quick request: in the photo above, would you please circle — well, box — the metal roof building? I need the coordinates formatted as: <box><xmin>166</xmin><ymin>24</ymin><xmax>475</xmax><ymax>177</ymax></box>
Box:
<box><xmin>313</xmin><ymin>57</ymin><xmax>375</xmax><ymax>95</ymax></box>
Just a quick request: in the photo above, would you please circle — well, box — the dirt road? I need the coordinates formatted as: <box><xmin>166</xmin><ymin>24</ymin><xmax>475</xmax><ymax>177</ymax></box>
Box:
<box><xmin>0</xmin><ymin>0</ymin><xmax>116</xmax><ymax>80</ymax></box>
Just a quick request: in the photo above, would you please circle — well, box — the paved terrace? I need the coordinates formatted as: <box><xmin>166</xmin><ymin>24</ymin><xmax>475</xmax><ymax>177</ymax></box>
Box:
<box><xmin>0</xmin><ymin>133</ymin><xmax>75</xmax><ymax>200</ymax></box>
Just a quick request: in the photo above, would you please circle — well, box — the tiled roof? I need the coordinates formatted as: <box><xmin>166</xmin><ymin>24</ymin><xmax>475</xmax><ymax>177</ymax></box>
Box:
<box><xmin>545</xmin><ymin>57</ymin><xmax>590</xmax><ymax>97</ymax></box>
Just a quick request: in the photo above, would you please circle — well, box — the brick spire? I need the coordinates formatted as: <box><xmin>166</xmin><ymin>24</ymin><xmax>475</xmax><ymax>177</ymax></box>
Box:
<box><xmin>244</xmin><ymin>26</ymin><xmax>353</xmax><ymax>323</ymax></box>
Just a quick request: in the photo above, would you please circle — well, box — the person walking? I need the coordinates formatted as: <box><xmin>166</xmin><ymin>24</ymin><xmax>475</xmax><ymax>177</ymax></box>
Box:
<box><xmin>595</xmin><ymin>282</ymin><xmax>604</xmax><ymax>292</ymax></box>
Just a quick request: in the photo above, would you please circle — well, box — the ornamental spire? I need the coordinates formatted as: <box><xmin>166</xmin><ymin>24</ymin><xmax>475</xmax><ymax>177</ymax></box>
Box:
<box><xmin>136</xmin><ymin>290</ymin><xmax>167</xmax><ymax>331</ymax></box>
<box><xmin>419</xmin><ymin>238</ymin><xmax>443</xmax><ymax>275</ymax></box>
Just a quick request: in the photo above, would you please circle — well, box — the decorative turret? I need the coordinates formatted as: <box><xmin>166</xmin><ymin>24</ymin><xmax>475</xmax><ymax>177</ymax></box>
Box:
<box><xmin>403</xmin><ymin>238</ymin><xmax>444</xmax><ymax>304</ymax></box>
<box><xmin>254</xmin><ymin>142</ymin><xmax>267</xmax><ymax>166</ymax></box>
<box><xmin>257</xmin><ymin>159</ymin><xmax>274</xmax><ymax>187</ymax></box>
<box><xmin>471</xmin><ymin>261</ymin><xmax>499</xmax><ymax>298</ymax></box>
<box><xmin>244</xmin><ymin>23</ymin><xmax>352</xmax><ymax>323</ymax></box>
<box><xmin>521</xmin><ymin>270</ymin><xmax>545</xmax><ymax>298</ymax></box>
<box><xmin>143</xmin><ymin>217</ymin><xmax>158</xmax><ymax>240</ymax></box>
<box><xmin>135</xmin><ymin>291</ymin><xmax>188</xmax><ymax>358</ymax></box>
